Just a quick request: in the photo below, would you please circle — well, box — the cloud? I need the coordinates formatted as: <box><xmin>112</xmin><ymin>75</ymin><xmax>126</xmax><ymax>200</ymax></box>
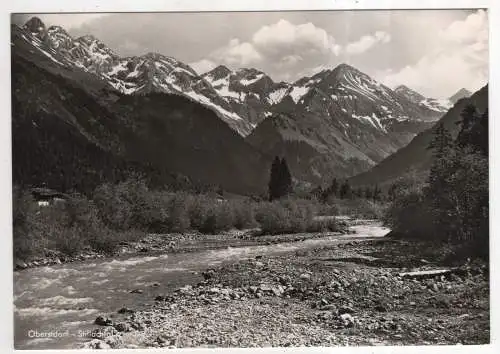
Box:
<box><xmin>345</xmin><ymin>31</ymin><xmax>391</xmax><ymax>55</ymax></box>
<box><xmin>196</xmin><ymin>19</ymin><xmax>341</xmax><ymax>79</ymax></box>
<box><xmin>439</xmin><ymin>9</ymin><xmax>488</xmax><ymax>44</ymax></box>
<box><xmin>252</xmin><ymin>19</ymin><xmax>339</xmax><ymax>56</ymax></box>
<box><xmin>377</xmin><ymin>10</ymin><xmax>488</xmax><ymax>98</ymax></box>
<box><xmin>190</xmin><ymin>59</ymin><xmax>217</xmax><ymax>75</ymax></box>
<box><xmin>212</xmin><ymin>38</ymin><xmax>263</xmax><ymax>66</ymax></box>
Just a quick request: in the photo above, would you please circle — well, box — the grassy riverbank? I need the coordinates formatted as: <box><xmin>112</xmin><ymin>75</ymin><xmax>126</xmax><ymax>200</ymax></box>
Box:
<box><xmin>13</xmin><ymin>179</ymin><xmax>385</xmax><ymax>267</ymax></box>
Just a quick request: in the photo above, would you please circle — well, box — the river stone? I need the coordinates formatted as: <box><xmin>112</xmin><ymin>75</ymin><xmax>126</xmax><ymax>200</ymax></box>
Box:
<box><xmin>340</xmin><ymin>313</ymin><xmax>355</xmax><ymax>327</ymax></box>
<box><xmin>96</xmin><ymin>340</ymin><xmax>111</xmax><ymax>349</ymax></box>
<box><xmin>117</xmin><ymin>307</ymin><xmax>135</xmax><ymax>314</ymax></box>
<box><xmin>374</xmin><ymin>304</ymin><xmax>388</xmax><ymax>312</ymax></box>
<box><xmin>320</xmin><ymin>304</ymin><xmax>337</xmax><ymax>311</ymax></box>
<box><xmin>114</xmin><ymin>322</ymin><xmax>131</xmax><ymax>332</ymax></box>
<box><xmin>338</xmin><ymin>305</ymin><xmax>355</xmax><ymax>315</ymax></box>
<box><xmin>95</xmin><ymin>316</ymin><xmax>113</xmax><ymax>326</ymax></box>
<box><xmin>299</xmin><ymin>273</ymin><xmax>311</xmax><ymax>280</ymax></box>
<box><xmin>15</xmin><ymin>260</ymin><xmax>28</xmax><ymax>269</ymax></box>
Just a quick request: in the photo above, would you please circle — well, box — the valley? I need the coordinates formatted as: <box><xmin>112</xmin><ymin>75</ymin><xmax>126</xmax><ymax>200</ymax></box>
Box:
<box><xmin>11</xmin><ymin>17</ymin><xmax>469</xmax><ymax>192</ymax></box>
<box><xmin>10</xmin><ymin>11</ymin><xmax>489</xmax><ymax>351</ymax></box>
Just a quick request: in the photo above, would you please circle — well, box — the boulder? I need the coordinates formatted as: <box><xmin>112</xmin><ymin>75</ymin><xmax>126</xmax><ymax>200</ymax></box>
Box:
<box><xmin>338</xmin><ymin>305</ymin><xmax>356</xmax><ymax>315</ymax></box>
<box><xmin>117</xmin><ymin>307</ymin><xmax>135</xmax><ymax>314</ymax></box>
<box><xmin>340</xmin><ymin>313</ymin><xmax>355</xmax><ymax>327</ymax></box>
<box><xmin>94</xmin><ymin>316</ymin><xmax>113</xmax><ymax>326</ymax></box>
<box><xmin>114</xmin><ymin>322</ymin><xmax>131</xmax><ymax>332</ymax></box>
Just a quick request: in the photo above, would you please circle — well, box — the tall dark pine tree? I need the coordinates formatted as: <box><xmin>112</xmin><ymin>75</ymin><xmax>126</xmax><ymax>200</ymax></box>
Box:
<box><xmin>426</xmin><ymin>122</ymin><xmax>455</xmax><ymax>238</ymax></box>
<box><xmin>279</xmin><ymin>157</ymin><xmax>293</xmax><ymax>197</ymax></box>
<box><xmin>456</xmin><ymin>104</ymin><xmax>478</xmax><ymax>150</ymax></box>
<box><xmin>330</xmin><ymin>178</ymin><xmax>339</xmax><ymax>197</ymax></box>
<box><xmin>268</xmin><ymin>156</ymin><xmax>282</xmax><ymax>201</ymax></box>
<box><xmin>268</xmin><ymin>156</ymin><xmax>293</xmax><ymax>201</ymax></box>
<box><xmin>339</xmin><ymin>180</ymin><xmax>351</xmax><ymax>199</ymax></box>
<box><xmin>427</xmin><ymin>122</ymin><xmax>454</xmax><ymax>186</ymax></box>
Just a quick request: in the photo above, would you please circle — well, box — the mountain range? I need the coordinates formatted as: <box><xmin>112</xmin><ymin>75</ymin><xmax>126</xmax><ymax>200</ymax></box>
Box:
<box><xmin>11</xmin><ymin>17</ymin><xmax>476</xmax><ymax>194</ymax></box>
<box><xmin>350</xmin><ymin>85</ymin><xmax>487</xmax><ymax>187</ymax></box>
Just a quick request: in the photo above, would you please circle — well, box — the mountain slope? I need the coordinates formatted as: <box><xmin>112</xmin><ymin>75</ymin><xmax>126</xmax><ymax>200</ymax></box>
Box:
<box><xmin>202</xmin><ymin>65</ymin><xmax>289</xmax><ymax>126</ymax></box>
<box><xmin>11</xmin><ymin>25</ymin><xmax>272</xmax><ymax>195</ymax></box>
<box><xmin>350</xmin><ymin>85</ymin><xmax>488</xmax><ymax>187</ymax></box>
<box><xmin>14</xmin><ymin>16</ymin><xmax>449</xmax><ymax>190</ymax></box>
<box><xmin>17</xmin><ymin>17</ymin><xmax>254</xmax><ymax>136</ymax></box>
<box><xmin>449</xmin><ymin>88</ymin><xmax>472</xmax><ymax>105</ymax></box>
<box><xmin>247</xmin><ymin>64</ymin><xmax>435</xmax><ymax>183</ymax></box>
<box><xmin>394</xmin><ymin>85</ymin><xmax>452</xmax><ymax>116</ymax></box>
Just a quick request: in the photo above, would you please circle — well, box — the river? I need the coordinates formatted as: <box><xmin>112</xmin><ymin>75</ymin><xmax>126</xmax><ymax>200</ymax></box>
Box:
<box><xmin>13</xmin><ymin>219</ymin><xmax>389</xmax><ymax>349</ymax></box>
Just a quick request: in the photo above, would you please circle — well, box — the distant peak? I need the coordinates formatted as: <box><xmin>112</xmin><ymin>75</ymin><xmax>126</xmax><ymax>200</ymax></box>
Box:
<box><xmin>237</xmin><ymin>67</ymin><xmax>261</xmax><ymax>74</ymax></box>
<box><xmin>24</xmin><ymin>16</ymin><xmax>46</xmax><ymax>33</ymax></box>
<box><xmin>395</xmin><ymin>84</ymin><xmax>410</xmax><ymax>92</ymax></box>
<box><xmin>47</xmin><ymin>25</ymin><xmax>67</xmax><ymax>33</ymax></box>
<box><xmin>453</xmin><ymin>88</ymin><xmax>472</xmax><ymax>96</ymax></box>
<box><xmin>77</xmin><ymin>34</ymin><xmax>99</xmax><ymax>43</ymax></box>
<box><xmin>209</xmin><ymin>64</ymin><xmax>232</xmax><ymax>76</ymax></box>
<box><xmin>394</xmin><ymin>84</ymin><xmax>426</xmax><ymax>102</ymax></box>
<box><xmin>449</xmin><ymin>88</ymin><xmax>472</xmax><ymax>104</ymax></box>
<box><xmin>333</xmin><ymin>63</ymin><xmax>357</xmax><ymax>72</ymax></box>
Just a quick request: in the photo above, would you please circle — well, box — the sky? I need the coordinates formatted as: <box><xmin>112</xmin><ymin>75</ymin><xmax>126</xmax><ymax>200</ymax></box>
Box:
<box><xmin>12</xmin><ymin>9</ymin><xmax>488</xmax><ymax>99</ymax></box>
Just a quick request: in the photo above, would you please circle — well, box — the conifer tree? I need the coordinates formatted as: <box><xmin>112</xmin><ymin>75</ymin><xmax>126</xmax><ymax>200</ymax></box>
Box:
<box><xmin>339</xmin><ymin>180</ymin><xmax>351</xmax><ymax>199</ymax></box>
<box><xmin>268</xmin><ymin>156</ymin><xmax>282</xmax><ymax>201</ymax></box>
<box><xmin>280</xmin><ymin>157</ymin><xmax>293</xmax><ymax>197</ymax></box>
<box><xmin>268</xmin><ymin>156</ymin><xmax>293</xmax><ymax>201</ymax></box>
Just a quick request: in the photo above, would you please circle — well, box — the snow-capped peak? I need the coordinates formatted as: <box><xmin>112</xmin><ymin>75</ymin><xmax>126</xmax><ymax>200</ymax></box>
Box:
<box><xmin>395</xmin><ymin>85</ymin><xmax>451</xmax><ymax>114</ymax></box>
<box><xmin>395</xmin><ymin>85</ymin><xmax>426</xmax><ymax>103</ymax></box>
<box><xmin>449</xmin><ymin>88</ymin><xmax>472</xmax><ymax>104</ymax></box>
<box><xmin>23</xmin><ymin>17</ymin><xmax>46</xmax><ymax>36</ymax></box>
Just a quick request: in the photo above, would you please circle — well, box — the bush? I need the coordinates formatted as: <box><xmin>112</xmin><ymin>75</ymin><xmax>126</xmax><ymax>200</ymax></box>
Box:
<box><xmin>307</xmin><ymin>218</ymin><xmax>340</xmax><ymax>233</ymax></box>
<box><xmin>12</xmin><ymin>186</ymin><xmax>144</xmax><ymax>260</ymax></box>
<box><xmin>383</xmin><ymin>187</ymin><xmax>436</xmax><ymax>240</ymax></box>
<box><xmin>166</xmin><ymin>193</ymin><xmax>191</xmax><ymax>233</ymax></box>
<box><xmin>93</xmin><ymin>177</ymin><xmax>153</xmax><ymax>231</ymax></box>
<box><xmin>255</xmin><ymin>202</ymin><xmax>291</xmax><ymax>235</ymax></box>
<box><xmin>255</xmin><ymin>199</ymin><xmax>318</xmax><ymax>235</ymax></box>
<box><xmin>330</xmin><ymin>197</ymin><xmax>386</xmax><ymax>219</ymax></box>
<box><xmin>199</xmin><ymin>202</ymin><xmax>234</xmax><ymax>234</ymax></box>
<box><xmin>93</xmin><ymin>182</ymin><xmax>134</xmax><ymax>230</ymax></box>
<box><xmin>13</xmin><ymin>187</ymin><xmax>38</xmax><ymax>259</ymax></box>
<box><xmin>187</xmin><ymin>194</ymin><xmax>211</xmax><ymax>230</ymax></box>
<box><xmin>230</xmin><ymin>200</ymin><xmax>258</xmax><ymax>229</ymax></box>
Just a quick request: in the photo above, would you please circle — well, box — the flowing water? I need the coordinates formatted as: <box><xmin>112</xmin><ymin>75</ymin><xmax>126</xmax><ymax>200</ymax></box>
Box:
<box><xmin>13</xmin><ymin>219</ymin><xmax>390</xmax><ymax>349</ymax></box>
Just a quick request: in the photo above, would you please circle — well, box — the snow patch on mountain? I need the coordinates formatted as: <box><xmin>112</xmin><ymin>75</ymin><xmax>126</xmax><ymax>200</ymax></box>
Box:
<box><xmin>240</xmin><ymin>74</ymin><xmax>264</xmax><ymax>86</ymax></box>
<box><xmin>289</xmin><ymin>86</ymin><xmax>309</xmax><ymax>104</ymax></box>
<box><xmin>267</xmin><ymin>87</ymin><xmax>288</xmax><ymax>104</ymax></box>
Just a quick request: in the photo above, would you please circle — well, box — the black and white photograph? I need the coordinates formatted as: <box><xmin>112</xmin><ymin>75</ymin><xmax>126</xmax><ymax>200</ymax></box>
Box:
<box><xmin>7</xmin><ymin>2</ymin><xmax>492</xmax><ymax>351</ymax></box>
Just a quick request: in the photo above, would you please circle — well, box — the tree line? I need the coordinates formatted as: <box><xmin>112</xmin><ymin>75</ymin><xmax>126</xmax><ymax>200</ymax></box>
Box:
<box><xmin>384</xmin><ymin>104</ymin><xmax>488</xmax><ymax>258</ymax></box>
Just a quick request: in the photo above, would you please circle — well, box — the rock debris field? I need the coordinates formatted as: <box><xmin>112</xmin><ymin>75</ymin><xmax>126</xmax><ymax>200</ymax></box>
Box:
<box><xmin>83</xmin><ymin>239</ymin><xmax>489</xmax><ymax>349</ymax></box>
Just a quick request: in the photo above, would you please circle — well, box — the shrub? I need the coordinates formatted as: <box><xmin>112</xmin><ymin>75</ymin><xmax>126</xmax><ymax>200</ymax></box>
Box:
<box><xmin>93</xmin><ymin>182</ymin><xmax>134</xmax><ymax>230</ymax></box>
<box><xmin>93</xmin><ymin>177</ymin><xmax>153</xmax><ymax>231</ymax></box>
<box><xmin>199</xmin><ymin>202</ymin><xmax>234</xmax><ymax>234</ymax></box>
<box><xmin>330</xmin><ymin>197</ymin><xmax>387</xmax><ymax>219</ymax></box>
<box><xmin>166</xmin><ymin>193</ymin><xmax>191</xmax><ymax>233</ymax></box>
<box><xmin>282</xmin><ymin>198</ymin><xmax>316</xmax><ymax>232</ymax></box>
<box><xmin>255</xmin><ymin>202</ymin><xmax>291</xmax><ymax>235</ymax></box>
<box><xmin>230</xmin><ymin>200</ymin><xmax>258</xmax><ymax>229</ymax></box>
<box><xmin>12</xmin><ymin>186</ymin><xmax>144</xmax><ymax>260</ymax></box>
<box><xmin>383</xmin><ymin>187</ymin><xmax>436</xmax><ymax>240</ymax></box>
<box><xmin>187</xmin><ymin>195</ymin><xmax>210</xmax><ymax>230</ymax></box>
<box><xmin>12</xmin><ymin>187</ymin><xmax>38</xmax><ymax>259</ymax></box>
<box><xmin>307</xmin><ymin>218</ymin><xmax>340</xmax><ymax>233</ymax></box>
